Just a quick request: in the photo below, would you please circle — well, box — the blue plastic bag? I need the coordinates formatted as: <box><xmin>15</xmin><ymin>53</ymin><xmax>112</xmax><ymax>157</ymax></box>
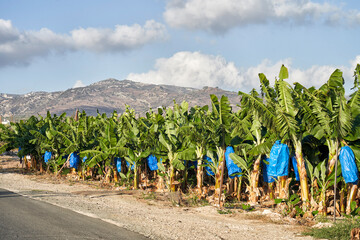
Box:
<box><xmin>225</xmin><ymin>146</ymin><xmax>242</xmax><ymax>178</ymax></box>
<box><xmin>339</xmin><ymin>146</ymin><xmax>359</xmax><ymax>184</ymax></box>
<box><xmin>204</xmin><ymin>155</ymin><xmax>215</xmax><ymax>176</ymax></box>
<box><xmin>43</xmin><ymin>151</ymin><xmax>52</xmax><ymax>163</ymax></box>
<box><xmin>262</xmin><ymin>158</ymin><xmax>275</xmax><ymax>183</ymax></box>
<box><xmin>69</xmin><ymin>152</ymin><xmax>80</xmax><ymax>169</ymax></box>
<box><xmin>82</xmin><ymin>156</ymin><xmax>88</xmax><ymax>163</ymax></box>
<box><xmin>18</xmin><ymin>147</ymin><xmax>24</xmax><ymax>158</ymax></box>
<box><xmin>114</xmin><ymin>157</ymin><xmax>122</xmax><ymax>173</ymax></box>
<box><xmin>147</xmin><ymin>155</ymin><xmax>158</xmax><ymax>171</ymax></box>
<box><xmin>126</xmin><ymin>160</ymin><xmax>135</xmax><ymax>170</ymax></box>
<box><xmin>268</xmin><ymin>140</ymin><xmax>289</xmax><ymax>177</ymax></box>
<box><xmin>291</xmin><ymin>156</ymin><xmax>300</xmax><ymax>181</ymax></box>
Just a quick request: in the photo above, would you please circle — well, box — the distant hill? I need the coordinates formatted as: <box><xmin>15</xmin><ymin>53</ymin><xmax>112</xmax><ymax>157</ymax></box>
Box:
<box><xmin>0</xmin><ymin>79</ymin><xmax>240</xmax><ymax>118</ymax></box>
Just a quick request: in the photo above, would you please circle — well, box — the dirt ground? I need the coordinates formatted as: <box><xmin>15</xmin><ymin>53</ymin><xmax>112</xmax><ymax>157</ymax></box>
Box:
<box><xmin>0</xmin><ymin>156</ymin><xmax>314</xmax><ymax>240</ymax></box>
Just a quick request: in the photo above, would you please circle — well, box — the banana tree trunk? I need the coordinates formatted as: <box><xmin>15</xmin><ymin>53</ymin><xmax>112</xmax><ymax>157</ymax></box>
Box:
<box><xmin>168</xmin><ymin>152</ymin><xmax>178</xmax><ymax>192</ymax></box>
<box><xmin>182</xmin><ymin>166</ymin><xmax>188</xmax><ymax>192</ymax></box>
<box><xmin>318</xmin><ymin>190</ymin><xmax>327</xmax><ymax>216</ymax></box>
<box><xmin>31</xmin><ymin>155</ymin><xmax>37</xmax><ymax>170</ymax></box>
<box><xmin>169</xmin><ymin>164</ymin><xmax>176</xmax><ymax>192</ymax></box>
<box><xmin>236</xmin><ymin>177</ymin><xmax>242</xmax><ymax>201</ymax></box>
<box><xmin>113</xmin><ymin>167</ymin><xmax>119</xmax><ymax>183</ymax></box>
<box><xmin>295</xmin><ymin>149</ymin><xmax>310</xmax><ymax>205</ymax></box>
<box><xmin>134</xmin><ymin>164</ymin><xmax>140</xmax><ymax>189</ymax></box>
<box><xmin>279</xmin><ymin>176</ymin><xmax>289</xmax><ymax>199</ymax></box>
<box><xmin>195</xmin><ymin>147</ymin><xmax>204</xmax><ymax>195</ymax></box>
<box><xmin>249</xmin><ymin>155</ymin><xmax>262</xmax><ymax>203</ymax></box>
<box><xmin>327</xmin><ymin>139</ymin><xmax>337</xmax><ymax>175</ymax></box>
<box><xmin>327</xmin><ymin>154</ymin><xmax>337</xmax><ymax>176</ymax></box>
<box><xmin>227</xmin><ymin>178</ymin><xmax>234</xmax><ymax>195</ymax></box>
<box><xmin>268</xmin><ymin>182</ymin><xmax>275</xmax><ymax>200</ymax></box>
<box><xmin>144</xmin><ymin>159</ymin><xmax>148</xmax><ymax>188</ymax></box>
<box><xmin>39</xmin><ymin>160</ymin><xmax>44</xmax><ymax>173</ymax></box>
<box><xmin>156</xmin><ymin>171</ymin><xmax>165</xmax><ymax>191</ymax></box>
<box><xmin>196</xmin><ymin>158</ymin><xmax>203</xmax><ymax>194</ymax></box>
<box><xmin>80</xmin><ymin>165</ymin><xmax>85</xmax><ymax>181</ymax></box>
<box><xmin>215</xmin><ymin>148</ymin><xmax>225</xmax><ymax>207</ymax></box>
<box><xmin>340</xmin><ymin>187</ymin><xmax>346</xmax><ymax>215</ymax></box>
<box><xmin>346</xmin><ymin>184</ymin><xmax>358</xmax><ymax>214</ymax></box>
<box><xmin>46</xmin><ymin>163</ymin><xmax>50</xmax><ymax>173</ymax></box>
<box><xmin>333</xmin><ymin>140</ymin><xmax>339</xmax><ymax>221</ymax></box>
<box><xmin>105</xmin><ymin>166</ymin><xmax>111</xmax><ymax>183</ymax></box>
<box><xmin>24</xmin><ymin>156</ymin><xmax>30</xmax><ymax>169</ymax></box>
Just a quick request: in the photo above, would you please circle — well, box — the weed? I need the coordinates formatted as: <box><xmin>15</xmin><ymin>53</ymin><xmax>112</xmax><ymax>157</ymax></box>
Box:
<box><xmin>142</xmin><ymin>192</ymin><xmax>157</xmax><ymax>200</ymax></box>
<box><xmin>275</xmin><ymin>193</ymin><xmax>304</xmax><ymax>217</ymax></box>
<box><xmin>185</xmin><ymin>194</ymin><xmax>209</xmax><ymax>207</ymax></box>
<box><xmin>241</xmin><ymin>203</ymin><xmax>254</xmax><ymax>211</ymax></box>
<box><xmin>218</xmin><ymin>209</ymin><xmax>232</xmax><ymax>214</ymax></box>
<box><xmin>303</xmin><ymin>218</ymin><xmax>360</xmax><ymax>240</ymax></box>
<box><xmin>314</xmin><ymin>214</ymin><xmax>330</xmax><ymax>223</ymax></box>
<box><xmin>345</xmin><ymin>201</ymin><xmax>360</xmax><ymax>218</ymax></box>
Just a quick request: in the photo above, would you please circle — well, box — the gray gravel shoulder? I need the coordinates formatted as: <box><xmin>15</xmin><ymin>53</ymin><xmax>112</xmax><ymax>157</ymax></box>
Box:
<box><xmin>0</xmin><ymin>158</ymin><xmax>313</xmax><ymax>240</ymax></box>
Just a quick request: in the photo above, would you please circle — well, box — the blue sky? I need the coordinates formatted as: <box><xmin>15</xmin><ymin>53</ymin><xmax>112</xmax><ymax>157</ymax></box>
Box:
<box><xmin>1</xmin><ymin>0</ymin><xmax>360</xmax><ymax>94</ymax></box>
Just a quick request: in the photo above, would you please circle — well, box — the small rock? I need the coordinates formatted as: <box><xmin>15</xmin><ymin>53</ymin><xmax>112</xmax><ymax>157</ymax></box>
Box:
<box><xmin>312</xmin><ymin>222</ymin><xmax>333</xmax><ymax>228</ymax></box>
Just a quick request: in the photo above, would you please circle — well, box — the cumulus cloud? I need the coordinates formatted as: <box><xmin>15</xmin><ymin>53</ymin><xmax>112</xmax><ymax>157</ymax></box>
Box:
<box><xmin>0</xmin><ymin>19</ymin><xmax>167</xmax><ymax>67</ymax></box>
<box><xmin>73</xmin><ymin>80</ymin><xmax>85</xmax><ymax>88</ymax></box>
<box><xmin>127</xmin><ymin>51</ymin><xmax>359</xmax><ymax>92</ymax></box>
<box><xmin>71</xmin><ymin>20</ymin><xmax>167</xmax><ymax>52</ymax></box>
<box><xmin>164</xmin><ymin>0</ymin><xmax>360</xmax><ymax>33</ymax></box>
<box><xmin>0</xmin><ymin>19</ymin><xmax>19</xmax><ymax>44</ymax></box>
<box><xmin>127</xmin><ymin>51</ymin><xmax>245</xmax><ymax>90</ymax></box>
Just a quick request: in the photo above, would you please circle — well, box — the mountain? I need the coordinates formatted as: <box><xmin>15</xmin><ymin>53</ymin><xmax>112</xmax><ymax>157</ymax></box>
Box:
<box><xmin>0</xmin><ymin>79</ymin><xmax>240</xmax><ymax>119</ymax></box>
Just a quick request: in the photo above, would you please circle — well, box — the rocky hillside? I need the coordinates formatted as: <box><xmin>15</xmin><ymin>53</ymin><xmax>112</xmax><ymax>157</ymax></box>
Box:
<box><xmin>0</xmin><ymin>79</ymin><xmax>240</xmax><ymax>118</ymax></box>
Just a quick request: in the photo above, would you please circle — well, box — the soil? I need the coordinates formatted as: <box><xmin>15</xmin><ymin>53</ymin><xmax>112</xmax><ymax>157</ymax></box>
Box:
<box><xmin>0</xmin><ymin>156</ymin><xmax>314</xmax><ymax>240</ymax></box>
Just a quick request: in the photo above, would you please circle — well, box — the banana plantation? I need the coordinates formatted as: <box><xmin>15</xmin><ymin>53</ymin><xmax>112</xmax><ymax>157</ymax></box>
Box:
<box><xmin>1</xmin><ymin>65</ymin><xmax>360</xmax><ymax>218</ymax></box>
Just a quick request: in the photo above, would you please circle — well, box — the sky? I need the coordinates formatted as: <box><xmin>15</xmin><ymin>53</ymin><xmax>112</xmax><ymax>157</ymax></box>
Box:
<box><xmin>0</xmin><ymin>0</ymin><xmax>360</xmax><ymax>94</ymax></box>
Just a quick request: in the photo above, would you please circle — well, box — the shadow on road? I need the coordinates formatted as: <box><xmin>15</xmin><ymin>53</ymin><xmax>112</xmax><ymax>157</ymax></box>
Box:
<box><xmin>0</xmin><ymin>189</ymin><xmax>19</xmax><ymax>198</ymax></box>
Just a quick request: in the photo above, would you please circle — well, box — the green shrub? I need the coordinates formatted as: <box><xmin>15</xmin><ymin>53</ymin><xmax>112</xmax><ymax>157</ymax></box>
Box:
<box><xmin>303</xmin><ymin>219</ymin><xmax>360</xmax><ymax>240</ymax></box>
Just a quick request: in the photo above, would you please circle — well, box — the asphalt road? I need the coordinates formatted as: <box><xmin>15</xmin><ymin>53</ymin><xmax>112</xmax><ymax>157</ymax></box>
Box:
<box><xmin>0</xmin><ymin>188</ymin><xmax>149</xmax><ymax>240</ymax></box>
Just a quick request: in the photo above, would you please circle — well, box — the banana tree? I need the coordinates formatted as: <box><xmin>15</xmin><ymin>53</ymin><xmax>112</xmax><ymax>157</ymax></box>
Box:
<box><xmin>158</xmin><ymin>101</ymin><xmax>195</xmax><ymax>192</ymax></box>
<box><xmin>142</xmin><ymin>107</ymin><xmax>167</xmax><ymax>190</ymax></box>
<box><xmin>235</xmin><ymin>87</ymin><xmax>275</xmax><ymax>203</ymax></box>
<box><xmin>296</xmin><ymin>70</ymin><xmax>356</xmax><ymax>215</ymax></box>
<box><xmin>306</xmin><ymin>159</ymin><xmax>339</xmax><ymax>215</ymax></box>
<box><xmin>43</xmin><ymin>114</ymin><xmax>68</xmax><ymax>171</ymax></box>
<box><xmin>27</xmin><ymin>112</ymin><xmax>68</xmax><ymax>172</ymax></box>
<box><xmin>275</xmin><ymin>66</ymin><xmax>311</xmax><ymax>207</ymax></box>
<box><xmin>240</xmin><ymin>66</ymin><xmax>310</xmax><ymax>206</ymax></box>
<box><xmin>208</xmin><ymin>94</ymin><xmax>232</xmax><ymax>206</ymax></box>
<box><xmin>0</xmin><ymin>122</ymin><xmax>16</xmax><ymax>155</ymax></box>
<box><xmin>121</xmin><ymin>107</ymin><xmax>154</xmax><ymax>189</ymax></box>
<box><xmin>11</xmin><ymin>116</ymin><xmax>43</xmax><ymax>170</ymax></box>
<box><xmin>52</xmin><ymin>111</ymin><xmax>97</xmax><ymax>175</ymax></box>
<box><xmin>81</xmin><ymin>112</ymin><xmax>127</xmax><ymax>182</ymax></box>
<box><xmin>312</xmin><ymin>70</ymin><xmax>352</xmax><ymax>175</ymax></box>
<box><xmin>188</xmin><ymin>105</ymin><xmax>212</xmax><ymax>195</ymax></box>
<box><xmin>29</xmin><ymin>116</ymin><xmax>50</xmax><ymax>172</ymax></box>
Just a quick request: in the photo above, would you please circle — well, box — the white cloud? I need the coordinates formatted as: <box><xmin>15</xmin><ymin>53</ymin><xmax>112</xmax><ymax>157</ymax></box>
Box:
<box><xmin>242</xmin><ymin>59</ymin><xmax>339</xmax><ymax>90</ymax></box>
<box><xmin>0</xmin><ymin>19</ymin><xmax>19</xmax><ymax>44</ymax></box>
<box><xmin>127</xmin><ymin>51</ymin><xmax>360</xmax><ymax>92</ymax></box>
<box><xmin>71</xmin><ymin>20</ymin><xmax>168</xmax><ymax>52</ymax></box>
<box><xmin>0</xmin><ymin>19</ymin><xmax>167</xmax><ymax>67</ymax></box>
<box><xmin>73</xmin><ymin>80</ymin><xmax>85</xmax><ymax>88</ymax></box>
<box><xmin>164</xmin><ymin>0</ymin><xmax>360</xmax><ymax>33</ymax></box>
<box><xmin>127</xmin><ymin>51</ymin><xmax>245</xmax><ymax>89</ymax></box>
